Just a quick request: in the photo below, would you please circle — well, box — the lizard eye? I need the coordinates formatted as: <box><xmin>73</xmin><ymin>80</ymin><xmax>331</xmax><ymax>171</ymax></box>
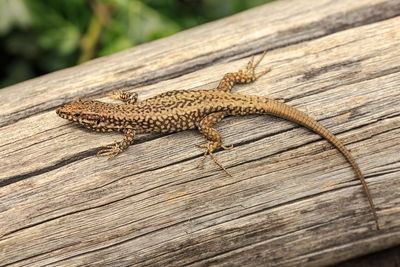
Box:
<box><xmin>73</xmin><ymin>114</ymin><xmax>79</xmax><ymax>117</ymax></box>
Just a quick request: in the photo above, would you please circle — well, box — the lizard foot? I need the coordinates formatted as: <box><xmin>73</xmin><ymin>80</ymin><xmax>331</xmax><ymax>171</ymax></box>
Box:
<box><xmin>195</xmin><ymin>143</ymin><xmax>232</xmax><ymax>176</ymax></box>
<box><xmin>108</xmin><ymin>89</ymin><xmax>138</xmax><ymax>104</ymax></box>
<box><xmin>243</xmin><ymin>51</ymin><xmax>271</xmax><ymax>80</ymax></box>
<box><xmin>97</xmin><ymin>140</ymin><xmax>123</xmax><ymax>159</ymax></box>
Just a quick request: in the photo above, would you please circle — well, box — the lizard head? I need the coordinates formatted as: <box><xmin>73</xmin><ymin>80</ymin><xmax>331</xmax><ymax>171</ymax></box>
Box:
<box><xmin>56</xmin><ymin>99</ymin><xmax>123</xmax><ymax>132</ymax></box>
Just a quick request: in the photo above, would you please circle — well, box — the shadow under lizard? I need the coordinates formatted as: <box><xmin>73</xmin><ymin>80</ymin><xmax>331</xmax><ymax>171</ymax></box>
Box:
<box><xmin>56</xmin><ymin>52</ymin><xmax>380</xmax><ymax>230</ymax></box>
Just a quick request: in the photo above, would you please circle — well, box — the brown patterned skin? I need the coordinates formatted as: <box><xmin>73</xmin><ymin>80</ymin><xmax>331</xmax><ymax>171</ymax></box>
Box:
<box><xmin>56</xmin><ymin>52</ymin><xmax>379</xmax><ymax>230</ymax></box>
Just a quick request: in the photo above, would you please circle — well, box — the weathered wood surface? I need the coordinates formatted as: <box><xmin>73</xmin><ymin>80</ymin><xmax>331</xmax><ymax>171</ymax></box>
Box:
<box><xmin>1</xmin><ymin>0</ymin><xmax>400</xmax><ymax>266</ymax></box>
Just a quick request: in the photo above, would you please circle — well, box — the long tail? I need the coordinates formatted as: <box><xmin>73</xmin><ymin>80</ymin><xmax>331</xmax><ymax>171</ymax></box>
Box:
<box><xmin>260</xmin><ymin>98</ymin><xmax>379</xmax><ymax>229</ymax></box>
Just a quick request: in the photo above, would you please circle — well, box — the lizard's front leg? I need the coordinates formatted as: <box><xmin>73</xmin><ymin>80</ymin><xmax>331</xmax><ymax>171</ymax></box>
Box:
<box><xmin>97</xmin><ymin>129</ymin><xmax>135</xmax><ymax>158</ymax></box>
<box><xmin>108</xmin><ymin>89</ymin><xmax>138</xmax><ymax>104</ymax></box>
<box><xmin>196</xmin><ymin>112</ymin><xmax>233</xmax><ymax>176</ymax></box>
<box><xmin>217</xmin><ymin>51</ymin><xmax>271</xmax><ymax>92</ymax></box>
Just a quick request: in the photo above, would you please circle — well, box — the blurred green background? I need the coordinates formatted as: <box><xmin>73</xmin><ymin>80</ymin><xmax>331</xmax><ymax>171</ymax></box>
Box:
<box><xmin>0</xmin><ymin>0</ymin><xmax>274</xmax><ymax>88</ymax></box>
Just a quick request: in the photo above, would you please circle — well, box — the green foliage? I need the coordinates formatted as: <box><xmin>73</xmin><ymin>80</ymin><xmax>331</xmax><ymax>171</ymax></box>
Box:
<box><xmin>0</xmin><ymin>0</ymin><xmax>274</xmax><ymax>88</ymax></box>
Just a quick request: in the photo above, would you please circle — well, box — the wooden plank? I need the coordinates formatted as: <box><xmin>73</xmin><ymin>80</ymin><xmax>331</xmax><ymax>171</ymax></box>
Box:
<box><xmin>1</xmin><ymin>0</ymin><xmax>400</xmax><ymax>266</ymax></box>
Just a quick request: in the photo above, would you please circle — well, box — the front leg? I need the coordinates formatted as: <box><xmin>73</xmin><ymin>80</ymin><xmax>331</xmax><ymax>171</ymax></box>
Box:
<box><xmin>108</xmin><ymin>89</ymin><xmax>138</xmax><ymax>104</ymax></box>
<box><xmin>196</xmin><ymin>112</ymin><xmax>233</xmax><ymax>175</ymax></box>
<box><xmin>97</xmin><ymin>129</ymin><xmax>135</xmax><ymax>158</ymax></box>
<box><xmin>217</xmin><ymin>51</ymin><xmax>271</xmax><ymax>92</ymax></box>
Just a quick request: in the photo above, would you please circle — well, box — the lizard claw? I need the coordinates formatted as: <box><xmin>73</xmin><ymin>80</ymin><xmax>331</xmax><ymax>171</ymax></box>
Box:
<box><xmin>221</xmin><ymin>144</ymin><xmax>233</xmax><ymax>150</ymax></box>
<box><xmin>195</xmin><ymin>143</ymin><xmax>207</xmax><ymax>148</ymax></box>
<box><xmin>195</xmin><ymin>143</ymin><xmax>232</xmax><ymax>176</ymax></box>
<box><xmin>244</xmin><ymin>51</ymin><xmax>271</xmax><ymax>80</ymax></box>
<box><xmin>195</xmin><ymin>143</ymin><xmax>233</xmax><ymax>150</ymax></box>
<box><xmin>97</xmin><ymin>140</ymin><xmax>122</xmax><ymax>159</ymax></box>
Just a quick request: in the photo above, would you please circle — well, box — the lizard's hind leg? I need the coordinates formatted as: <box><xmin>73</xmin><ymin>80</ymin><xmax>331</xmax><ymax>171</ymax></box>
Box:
<box><xmin>217</xmin><ymin>51</ymin><xmax>271</xmax><ymax>92</ymax></box>
<box><xmin>196</xmin><ymin>112</ymin><xmax>233</xmax><ymax>176</ymax></box>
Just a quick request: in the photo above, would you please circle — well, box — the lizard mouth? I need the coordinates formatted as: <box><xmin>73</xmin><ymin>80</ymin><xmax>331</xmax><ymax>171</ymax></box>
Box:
<box><xmin>56</xmin><ymin>107</ymin><xmax>79</xmax><ymax>122</ymax></box>
<box><xmin>56</xmin><ymin>105</ymin><xmax>109</xmax><ymax>131</ymax></box>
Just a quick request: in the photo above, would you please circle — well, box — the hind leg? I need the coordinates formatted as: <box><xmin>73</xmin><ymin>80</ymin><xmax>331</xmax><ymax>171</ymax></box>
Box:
<box><xmin>217</xmin><ymin>51</ymin><xmax>271</xmax><ymax>92</ymax></box>
<box><xmin>195</xmin><ymin>112</ymin><xmax>233</xmax><ymax>175</ymax></box>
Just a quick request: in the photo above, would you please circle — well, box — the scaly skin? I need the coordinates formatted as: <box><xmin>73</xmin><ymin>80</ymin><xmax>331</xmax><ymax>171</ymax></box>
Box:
<box><xmin>56</xmin><ymin>52</ymin><xmax>379</xmax><ymax>230</ymax></box>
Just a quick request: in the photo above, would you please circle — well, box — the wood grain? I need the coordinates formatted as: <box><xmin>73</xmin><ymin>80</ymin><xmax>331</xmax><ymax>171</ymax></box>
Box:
<box><xmin>1</xmin><ymin>0</ymin><xmax>400</xmax><ymax>266</ymax></box>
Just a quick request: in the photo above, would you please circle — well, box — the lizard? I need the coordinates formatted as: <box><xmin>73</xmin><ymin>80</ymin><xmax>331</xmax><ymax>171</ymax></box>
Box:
<box><xmin>56</xmin><ymin>51</ymin><xmax>379</xmax><ymax>230</ymax></box>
